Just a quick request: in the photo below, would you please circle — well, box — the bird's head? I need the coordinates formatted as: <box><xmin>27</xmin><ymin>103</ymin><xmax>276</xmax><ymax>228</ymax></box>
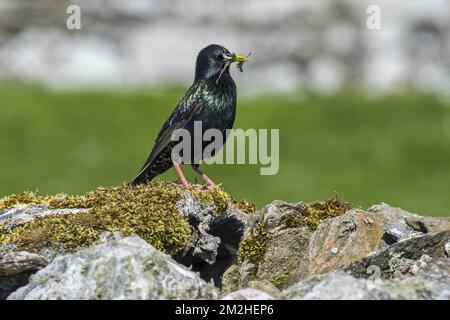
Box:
<box><xmin>194</xmin><ymin>44</ymin><xmax>248</xmax><ymax>83</ymax></box>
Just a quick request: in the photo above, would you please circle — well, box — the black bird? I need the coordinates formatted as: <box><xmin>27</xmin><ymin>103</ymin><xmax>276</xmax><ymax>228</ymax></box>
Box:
<box><xmin>131</xmin><ymin>44</ymin><xmax>248</xmax><ymax>188</ymax></box>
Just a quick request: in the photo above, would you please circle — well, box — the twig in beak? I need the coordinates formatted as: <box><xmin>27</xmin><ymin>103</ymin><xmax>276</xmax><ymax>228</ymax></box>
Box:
<box><xmin>216</xmin><ymin>60</ymin><xmax>232</xmax><ymax>85</ymax></box>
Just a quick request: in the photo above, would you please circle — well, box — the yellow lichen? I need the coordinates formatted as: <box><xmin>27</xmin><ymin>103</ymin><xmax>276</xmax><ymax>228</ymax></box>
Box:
<box><xmin>238</xmin><ymin>221</ymin><xmax>268</xmax><ymax>265</ymax></box>
<box><xmin>231</xmin><ymin>199</ymin><xmax>256</xmax><ymax>215</ymax></box>
<box><xmin>0</xmin><ymin>182</ymin><xmax>229</xmax><ymax>255</ymax></box>
<box><xmin>189</xmin><ymin>186</ymin><xmax>229</xmax><ymax>213</ymax></box>
<box><xmin>272</xmin><ymin>263</ymin><xmax>296</xmax><ymax>289</ymax></box>
<box><xmin>0</xmin><ymin>191</ymin><xmax>45</xmax><ymax>210</ymax></box>
<box><xmin>281</xmin><ymin>198</ymin><xmax>351</xmax><ymax>230</ymax></box>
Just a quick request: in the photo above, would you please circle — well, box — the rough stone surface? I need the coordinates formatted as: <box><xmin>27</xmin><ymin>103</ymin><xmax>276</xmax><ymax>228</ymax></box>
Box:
<box><xmin>8</xmin><ymin>236</ymin><xmax>218</xmax><ymax>300</ymax></box>
<box><xmin>0</xmin><ymin>203</ymin><xmax>90</xmax><ymax>262</ymax></box>
<box><xmin>175</xmin><ymin>193</ymin><xmax>249</xmax><ymax>286</ymax></box>
<box><xmin>281</xmin><ymin>258</ymin><xmax>450</xmax><ymax>300</ymax></box>
<box><xmin>221</xmin><ymin>288</ymin><xmax>274</xmax><ymax>300</ymax></box>
<box><xmin>247</xmin><ymin>280</ymin><xmax>280</xmax><ymax>298</ymax></box>
<box><xmin>0</xmin><ymin>190</ymin><xmax>249</xmax><ymax>293</ymax></box>
<box><xmin>0</xmin><ymin>251</ymin><xmax>48</xmax><ymax>277</ymax></box>
<box><xmin>224</xmin><ymin>201</ymin><xmax>450</xmax><ymax>290</ymax></box>
<box><xmin>1</xmin><ymin>195</ymin><xmax>449</xmax><ymax>300</ymax></box>
<box><xmin>280</xmin><ymin>271</ymin><xmax>391</xmax><ymax>300</ymax></box>
<box><xmin>368</xmin><ymin>203</ymin><xmax>450</xmax><ymax>234</ymax></box>
<box><xmin>346</xmin><ymin>231</ymin><xmax>450</xmax><ymax>279</ymax></box>
<box><xmin>382</xmin><ymin>219</ymin><xmax>422</xmax><ymax>244</ymax></box>
<box><xmin>0</xmin><ymin>204</ymin><xmax>86</xmax><ymax>232</ymax></box>
<box><xmin>0</xmin><ymin>251</ymin><xmax>49</xmax><ymax>299</ymax></box>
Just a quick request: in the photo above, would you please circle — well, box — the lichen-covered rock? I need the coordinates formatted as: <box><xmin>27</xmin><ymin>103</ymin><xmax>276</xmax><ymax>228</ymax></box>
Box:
<box><xmin>368</xmin><ymin>203</ymin><xmax>450</xmax><ymax>234</ymax></box>
<box><xmin>0</xmin><ymin>251</ymin><xmax>49</xmax><ymax>299</ymax></box>
<box><xmin>221</xmin><ymin>288</ymin><xmax>274</xmax><ymax>300</ymax></box>
<box><xmin>247</xmin><ymin>280</ymin><xmax>280</xmax><ymax>298</ymax></box>
<box><xmin>0</xmin><ymin>183</ymin><xmax>250</xmax><ymax>262</ymax></box>
<box><xmin>0</xmin><ymin>251</ymin><xmax>48</xmax><ymax>277</ymax></box>
<box><xmin>280</xmin><ymin>257</ymin><xmax>450</xmax><ymax>300</ymax></box>
<box><xmin>0</xmin><ymin>182</ymin><xmax>250</xmax><ymax>297</ymax></box>
<box><xmin>280</xmin><ymin>271</ymin><xmax>392</xmax><ymax>300</ymax></box>
<box><xmin>0</xmin><ymin>183</ymin><xmax>197</xmax><ymax>255</ymax></box>
<box><xmin>0</xmin><ymin>203</ymin><xmax>87</xmax><ymax>231</ymax></box>
<box><xmin>382</xmin><ymin>219</ymin><xmax>422</xmax><ymax>244</ymax></box>
<box><xmin>175</xmin><ymin>189</ymin><xmax>248</xmax><ymax>267</ymax></box>
<box><xmin>2</xmin><ymin>188</ymin><xmax>449</xmax><ymax>300</ymax></box>
<box><xmin>8</xmin><ymin>236</ymin><xmax>218</xmax><ymax>300</ymax></box>
<box><xmin>181</xmin><ymin>201</ymin><xmax>250</xmax><ymax>287</ymax></box>
<box><xmin>224</xmin><ymin>201</ymin><xmax>450</xmax><ymax>291</ymax></box>
<box><xmin>345</xmin><ymin>231</ymin><xmax>450</xmax><ymax>279</ymax></box>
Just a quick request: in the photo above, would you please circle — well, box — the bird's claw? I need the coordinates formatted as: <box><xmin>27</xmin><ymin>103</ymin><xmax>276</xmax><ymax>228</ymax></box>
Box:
<box><xmin>186</xmin><ymin>183</ymin><xmax>221</xmax><ymax>191</ymax></box>
<box><xmin>180</xmin><ymin>181</ymin><xmax>192</xmax><ymax>189</ymax></box>
<box><xmin>206</xmin><ymin>182</ymin><xmax>223</xmax><ymax>190</ymax></box>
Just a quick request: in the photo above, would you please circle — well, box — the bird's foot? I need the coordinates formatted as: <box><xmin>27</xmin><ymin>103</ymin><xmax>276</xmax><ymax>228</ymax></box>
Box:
<box><xmin>179</xmin><ymin>180</ymin><xmax>192</xmax><ymax>189</ymax></box>
<box><xmin>206</xmin><ymin>182</ymin><xmax>217</xmax><ymax>190</ymax></box>
<box><xmin>205</xmin><ymin>182</ymin><xmax>222</xmax><ymax>190</ymax></box>
<box><xmin>188</xmin><ymin>183</ymin><xmax>220</xmax><ymax>191</ymax></box>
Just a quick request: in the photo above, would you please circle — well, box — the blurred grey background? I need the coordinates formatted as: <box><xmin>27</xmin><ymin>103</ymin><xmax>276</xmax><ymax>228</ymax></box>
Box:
<box><xmin>0</xmin><ymin>0</ymin><xmax>449</xmax><ymax>94</ymax></box>
<box><xmin>2</xmin><ymin>0</ymin><xmax>450</xmax><ymax>216</ymax></box>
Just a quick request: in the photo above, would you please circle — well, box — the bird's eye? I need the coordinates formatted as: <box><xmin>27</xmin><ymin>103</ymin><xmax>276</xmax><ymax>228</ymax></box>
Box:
<box><xmin>214</xmin><ymin>54</ymin><xmax>223</xmax><ymax>61</ymax></box>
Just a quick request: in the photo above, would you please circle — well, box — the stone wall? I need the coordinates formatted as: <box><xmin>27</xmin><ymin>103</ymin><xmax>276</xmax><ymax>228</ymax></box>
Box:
<box><xmin>0</xmin><ymin>0</ymin><xmax>448</xmax><ymax>93</ymax></box>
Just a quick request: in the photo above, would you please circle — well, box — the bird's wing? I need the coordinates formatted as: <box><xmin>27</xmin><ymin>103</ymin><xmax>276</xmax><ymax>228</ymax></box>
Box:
<box><xmin>132</xmin><ymin>82</ymin><xmax>206</xmax><ymax>180</ymax></box>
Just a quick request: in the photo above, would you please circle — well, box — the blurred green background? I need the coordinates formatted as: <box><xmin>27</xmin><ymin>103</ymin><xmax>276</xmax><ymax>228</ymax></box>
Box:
<box><xmin>1</xmin><ymin>82</ymin><xmax>449</xmax><ymax>216</ymax></box>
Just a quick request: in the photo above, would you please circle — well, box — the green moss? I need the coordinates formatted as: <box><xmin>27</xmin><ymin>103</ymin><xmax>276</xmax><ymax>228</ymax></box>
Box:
<box><xmin>0</xmin><ymin>182</ymin><xmax>229</xmax><ymax>255</ymax></box>
<box><xmin>281</xmin><ymin>198</ymin><xmax>352</xmax><ymax>230</ymax></box>
<box><xmin>221</xmin><ymin>265</ymin><xmax>240</xmax><ymax>294</ymax></box>
<box><xmin>189</xmin><ymin>186</ymin><xmax>229</xmax><ymax>213</ymax></box>
<box><xmin>0</xmin><ymin>191</ymin><xmax>45</xmax><ymax>210</ymax></box>
<box><xmin>272</xmin><ymin>263</ymin><xmax>296</xmax><ymax>289</ymax></box>
<box><xmin>231</xmin><ymin>199</ymin><xmax>256</xmax><ymax>215</ymax></box>
<box><xmin>238</xmin><ymin>221</ymin><xmax>268</xmax><ymax>266</ymax></box>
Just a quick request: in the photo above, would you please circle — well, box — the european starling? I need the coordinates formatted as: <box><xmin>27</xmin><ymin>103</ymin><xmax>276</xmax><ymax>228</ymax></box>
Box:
<box><xmin>131</xmin><ymin>44</ymin><xmax>248</xmax><ymax>188</ymax></box>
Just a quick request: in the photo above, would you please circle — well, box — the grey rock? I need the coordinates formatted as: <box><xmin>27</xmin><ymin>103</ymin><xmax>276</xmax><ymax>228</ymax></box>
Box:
<box><xmin>280</xmin><ymin>271</ymin><xmax>393</xmax><ymax>300</ymax></box>
<box><xmin>382</xmin><ymin>219</ymin><xmax>423</xmax><ymax>244</ymax></box>
<box><xmin>346</xmin><ymin>231</ymin><xmax>450</xmax><ymax>279</ymax></box>
<box><xmin>383</xmin><ymin>257</ymin><xmax>450</xmax><ymax>299</ymax></box>
<box><xmin>0</xmin><ymin>251</ymin><xmax>49</xmax><ymax>300</ymax></box>
<box><xmin>2</xmin><ymin>194</ymin><xmax>449</xmax><ymax>300</ymax></box>
<box><xmin>247</xmin><ymin>280</ymin><xmax>280</xmax><ymax>298</ymax></box>
<box><xmin>176</xmin><ymin>191</ymin><xmax>221</xmax><ymax>265</ymax></box>
<box><xmin>226</xmin><ymin>201</ymin><xmax>450</xmax><ymax>291</ymax></box>
<box><xmin>0</xmin><ymin>190</ymin><xmax>249</xmax><ymax>291</ymax></box>
<box><xmin>0</xmin><ymin>203</ymin><xmax>85</xmax><ymax>262</ymax></box>
<box><xmin>339</xmin><ymin>212</ymin><xmax>357</xmax><ymax>237</ymax></box>
<box><xmin>8</xmin><ymin>236</ymin><xmax>218</xmax><ymax>300</ymax></box>
<box><xmin>221</xmin><ymin>288</ymin><xmax>274</xmax><ymax>300</ymax></box>
<box><xmin>175</xmin><ymin>194</ymin><xmax>249</xmax><ymax>287</ymax></box>
<box><xmin>0</xmin><ymin>251</ymin><xmax>48</xmax><ymax>277</ymax></box>
<box><xmin>369</xmin><ymin>203</ymin><xmax>450</xmax><ymax>234</ymax></box>
<box><xmin>0</xmin><ymin>270</ymin><xmax>36</xmax><ymax>300</ymax></box>
<box><xmin>281</xmin><ymin>258</ymin><xmax>450</xmax><ymax>300</ymax></box>
<box><xmin>0</xmin><ymin>204</ymin><xmax>86</xmax><ymax>230</ymax></box>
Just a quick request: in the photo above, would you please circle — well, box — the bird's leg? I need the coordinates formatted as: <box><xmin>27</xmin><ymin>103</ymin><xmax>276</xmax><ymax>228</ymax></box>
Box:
<box><xmin>173</xmin><ymin>162</ymin><xmax>191</xmax><ymax>189</ymax></box>
<box><xmin>192</xmin><ymin>165</ymin><xmax>217</xmax><ymax>189</ymax></box>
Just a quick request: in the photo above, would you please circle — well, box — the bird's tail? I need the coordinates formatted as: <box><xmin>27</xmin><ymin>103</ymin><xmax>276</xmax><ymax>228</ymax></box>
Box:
<box><xmin>129</xmin><ymin>161</ymin><xmax>171</xmax><ymax>186</ymax></box>
<box><xmin>129</xmin><ymin>171</ymin><xmax>154</xmax><ymax>186</ymax></box>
